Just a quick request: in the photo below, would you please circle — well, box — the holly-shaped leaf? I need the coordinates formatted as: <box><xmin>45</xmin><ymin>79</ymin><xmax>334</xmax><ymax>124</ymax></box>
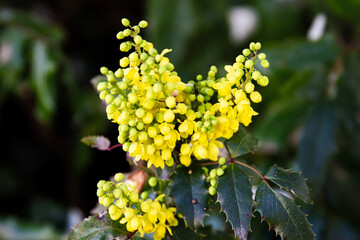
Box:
<box><xmin>152</xmin><ymin>164</ymin><xmax>174</xmax><ymax>180</ymax></box>
<box><xmin>224</xmin><ymin>125</ymin><xmax>258</xmax><ymax>159</ymax></box>
<box><xmin>81</xmin><ymin>135</ymin><xmax>111</xmax><ymax>151</ymax></box>
<box><xmin>255</xmin><ymin>181</ymin><xmax>315</xmax><ymax>240</ymax></box>
<box><xmin>264</xmin><ymin>165</ymin><xmax>311</xmax><ymax>203</ymax></box>
<box><xmin>170</xmin><ymin>218</ymin><xmax>205</xmax><ymax>239</ymax></box>
<box><xmin>68</xmin><ymin>213</ymin><xmax>129</xmax><ymax>240</ymax></box>
<box><xmin>217</xmin><ymin>164</ymin><xmax>253</xmax><ymax>240</ymax></box>
<box><xmin>170</xmin><ymin>166</ymin><xmax>208</xmax><ymax>229</ymax></box>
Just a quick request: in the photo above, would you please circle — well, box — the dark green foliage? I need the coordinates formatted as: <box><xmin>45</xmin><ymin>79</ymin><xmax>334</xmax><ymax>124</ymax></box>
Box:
<box><xmin>255</xmin><ymin>182</ymin><xmax>315</xmax><ymax>240</ymax></box>
<box><xmin>217</xmin><ymin>164</ymin><xmax>253</xmax><ymax>239</ymax></box>
<box><xmin>170</xmin><ymin>167</ymin><xmax>208</xmax><ymax>229</ymax></box>
<box><xmin>264</xmin><ymin>165</ymin><xmax>311</xmax><ymax>203</ymax></box>
<box><xmin>224</xmin><ymin>125</ymin><xmax>258</xmax><ymax>159</ymax></box>
<box><xmin>68</xmin><ymin>213</ymin><xmax>128</xmax><ymax>240</ymax></box>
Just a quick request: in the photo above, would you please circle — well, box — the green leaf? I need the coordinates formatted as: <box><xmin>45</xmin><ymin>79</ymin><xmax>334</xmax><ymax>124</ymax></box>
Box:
<box><xmin>326</xmin><ymin>0</ymin><xmax>360</xmax><ymax>22</ymax></box>
<box><xmin>217</xmin><ymin>164</ymin><xmax>253</xmax><ymax>240</ymax></box>
<box><xmin>170</xmin><ymin>218</ymin><xmax>204</xmax><ymax>240</ymax></box>
<box><xmin>81</xmin><ymin>135</ymin><xmax>110</xmax><ymax>151</ymax></box>
<box><xmin>152</xmin><ymin>164</ymin><xmax>174</xmax><ymax>180</ymax></box>
<box><xmin>30</xmin><ymin>41</ymin><xmax>56</xmax><ymax>123</ymax></box>
<box><xmin>0</xmin><ymin>29</ymin><xmax>26</xmax><ymax>101</ymax></box>
<box><xmin>170</xmin><ymin>166</ymin><xmax>208</xmax><ymax>229</ymax></box>
<box><xmin>224</xmin><ymin>124</ymin><xmax>258</xmax><ymax>159</ymax></box>
<box><xmin>297</xmin><ymin>102</ymin><xmax>337</xmax><ymax>188</ymax></box>
<box><xmin>68</xmin><ymin>213</ymin><xmax>128</xmax><ymax>240</ymax></box>
<box><xmin>264</xmin><ymin>165</ymin><xmax>311</xmax><ymax>203</ymax></box>
<box><xmin>255</xmin><ymin>182</ymin><xmax>315</xmax><ymax>240</ymax></box>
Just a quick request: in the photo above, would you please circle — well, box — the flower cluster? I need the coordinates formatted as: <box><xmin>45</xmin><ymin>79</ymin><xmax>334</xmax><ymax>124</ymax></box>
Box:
<box><xmin>97</xmin><ymin>18</ymin><xmax>270</xmax><ymax>168</ymax></box>
<box><xmin>204</xmin><ymin>157</ymin><xmax>227</xmax><ymax>195</ymax></box>
<box><xmin>97</xmin><ymin>173</ymin><xmax>178</xmax><ymax>240</ymax></box>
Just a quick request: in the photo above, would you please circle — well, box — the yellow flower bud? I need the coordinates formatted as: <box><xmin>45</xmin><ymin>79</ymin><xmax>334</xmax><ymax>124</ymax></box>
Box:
<box><xmin>245</xmin><ymin>82</ymin><xmax>255</xmax><ymax>93</ymax></box>
<box><xmin>164</xmin><ymin>110</ymin><xmax>175</xmax><ymax>122</ymax></box>
<box><xmin>165</xmin><ymin>96</ymin><xmax>176</xmax><ymax>108</ymax></box>
<box><xmin>147</xmin><ymin>126</ymin><xmax>158</xmax><ymax>138</ymax></box>
<box><xmin>143</xmin><ymin>112</ymin><xmax>154</xmax><ymax>124</ymax></box>
<box><xmin>250</xmin><ymin>91</ymin><xmax>262</xmax><ymax>103</ymax></box>
<box><xmin>180</xmin><ymin>143</ymin><xmax>191</xmax><ymax>155</ymax></box>
<box><xmin>180</xmin><ymin>155</ymin><xmax>191</xmax><ymax>167</ymax></box>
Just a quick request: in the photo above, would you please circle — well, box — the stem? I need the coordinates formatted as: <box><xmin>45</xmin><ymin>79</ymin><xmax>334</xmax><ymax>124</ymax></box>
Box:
<box><xmin>127</xmin><ymin>230</ymin><xmax>138</xmax><ymax>239</ymax></box>
<box><xmin>233</xmin><ymin>160</ymin><xmax>270</xmax><ymax>187</ymax></box>
<box><xmin>107</xmin><ymin>143</ymin><xmax>122</xmax><ymax>151</ymax></box>
<box><xmin>197</xmin><ymin>160</ymin><xmax>270</xmax><ymax>187</ymax></box>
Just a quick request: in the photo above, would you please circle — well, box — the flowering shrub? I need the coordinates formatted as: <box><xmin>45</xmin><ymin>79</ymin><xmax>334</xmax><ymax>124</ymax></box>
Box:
<box><xmin>69</xmin><ymin>19</ymin><xmax>314</xmax><ymax>240</ymax></box>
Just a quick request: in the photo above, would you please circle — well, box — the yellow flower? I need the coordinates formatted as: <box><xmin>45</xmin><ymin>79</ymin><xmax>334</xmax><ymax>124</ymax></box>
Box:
<box><xmin>180</xmin><ymin>155</ymin><xmax>191</xmax><ymax>167</ymax></box>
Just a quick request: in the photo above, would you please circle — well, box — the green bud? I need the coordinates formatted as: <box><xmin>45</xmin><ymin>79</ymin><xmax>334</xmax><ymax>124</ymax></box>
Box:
<box><xmin>133</xmin><ymin>26</ymin><xmax>140</xmax><ymax>34</ymax></box>
<box><xmin>129</xmin><ymin>127</ymin><xmax>138</xmax><ymax>137</ymax></box>
<box><xmin>114</xmin><ymin>173</ymin><xmax>124</xmax><ymax>182</ymax></box>
<box><xmin>121</xmin><ymin>18</ymin><xmax>130</xmax><ymax>27</ymax></box>
<box><xmin>189</xmin><ymin>94</ymin><xmax>196</xmax><ymax>102</ymax></box>
<box><xmin>205</xmin><ymin>88</ymin><xmax>214</xmax><ymax>96</ymax></box>
<box><xmin>97</xmin><ymin>188</ymin><xmax>105</xmax><ymax>197</ymax></box>
<box><xmin>209</xmin><ymin>186</ymin><xmax>217</xmax><ymax>195</ymax></box>
<box><xmin>129</xmin><ymin>52</ymin><xmax>139</xmax><ymax>63</ymax></box>
<box><xmin>249</xmin><ymin>42</ymin><xmax>256</xmax><ymax>51</ymax></box>
<box><xmin>148</xmin><ymin>48</ymin><xmax>157</xmax><ymax>57</ymax></box>
<box><xmin>210</xmin><ymin>178</ymin><xmax>217</xmax><ymax>187</ymax></box>
<box><xmin>122</xmin><ymin>142</ymin><xmax>131</xmax><ymax>151</ymax></box>
<box><xmin>219</xmin><ymin>157</ymin><xmax>226</xmax><ymax>165</ymax></box>
<box><xmin>197</xmin><ymin>94</ymin><xmax>205</xmax><ymax>103</ymax></box>
<box><xmin>236</xmin><ymin>55</ymin><xmax>245</xmax><ymax>63</ymax></box>
<box><xmin>210</xmin><ymin>169</ymin><xmax>217</xmax><ymax>178</ymax></box>
<box><xmin>245</xmin><ymin>60</ymin><xmax>254</xmax><ymax>68</ymax></box>
<box><xmin>97</xmin><ymin>82</ymin><xmax>108</xmax><ymax>92</ymax></box>
<box><xmin>123</xmin><ymin>28</ymin><xmax>131</xmax><ymax>37</ymax></box>
<box><xmin>166</xmin><ymin>82</ymin><xmax>176</xmax><ymax>93</ymax></box>
<box><xmin>139</xmin><ymin>20</ymin><xmax>148</xmax><ymax>28</ymax></box>
<box><xmin>140</xmin><ymin>52</ymin><xmax>149</xmax><ymax>61</ymax></box>
<box><xmin>103</xmin><ymin>182</ymin><xmax>114</xmax><ymax>192</ymax></box>
<box><xmin>261</xmin><ymin>60</ymin><xmax>269</xmax><ymax>68</ymax></box>
<box><xmin>114</xmin><ymin>69</ymin><xmax>124</xmax><ymax>78</ymax></box>
<box><xmin>158</xmin><ymin>66</ymin><xmax>166</xmax><ymax>75</ymax></box>
<box><xmin>258</xmin><ymin>53</ymin><xmax>266</xmax><ymax>60</ymax></box>
<box><xmin>155</xmin><ymin>54</ymin><xmax>162</xmax><ymax>63</ymax></box>
<box><xmin>100</xmin><ymin>67</ymin><xmax>109</xmax><ymax>75</ymax></box>
<box><xmin>153</xmin><ymin>82</ymin><xmax>163</xmax><ymax>93</ymax></box>
<box><xmin>210</xmin><ymin>65</ymin><xmax>217</xmax><ymax>73</ymax></box>
<box><xmin>148</xmin><ymin>177</ymin><xmax>157</xmax><ymax>187</ymax></box>
<box><xmin>117</xmin><ymin>81</ymin><xmax>128</xmax><ymax>90</ymax></box>
<box><xmin>120</xmin><ymin>57</ymin><xmax>130</xmax><ymax>68</ymax></box>
<box><xmin>113</xmin><ymin>188</ymin><xmax>123</xmax><ymax>198</ymax></box>
<box><xmin>103</xmin><ymin>197</ymin><xmax>114</xmax><ymax>207</ymax></box>
<box><xmin>134</xmin><ymin>35</ymin><xmax>142</xmax><ymax>45</ymax></box>
<box><xmin>105</xmin><ymin>94</ymin><xmax>114</xmax><ymax>104</ymax></box>
<box><xmin>195</xmin><ymin>112</ymin><xmax>202</xmax><ymax>119</ymax></box>
<box><xmin>258</xmin><ymin>76</ymin><xmax>269</xmax><ymax>86</ymax></box>
<box><xmin>165</xmin><ymin>63</ymin><xmax>174</xmax><ymax>71</ymax></box>
<box><xmin>216</xmin><ymin>168</ymin><xmax>224</xmax><ymax>176</ymax></box>
<box><xmin>165</xmin><ymin>157</ymin><xmax>174</xmax><ymax>167</ymax></box>
<box><xmin>136</xmin><ymin>108</ymin><xmax>146</xmax><ymax>118</ymax></box>
<box><xmin>140</xmin><ymin>191</ymin><xmax>149</xmax><ymax>199</ymax></box>
<box><xmin>184</xmin><ymin>85</ymin><xmax>193</xmax><ymax>93</ymax></box>
<box><xmin>116</xmin><ymin>31</ymin><xmax>124</xmax><ymax>40</ymax></box>
<box><xmin>120</xmin><ymin>184</ymin><xmax>130</xmax><ymax>196</ymax></box>
<box><xmin>97</xmin><ymin>180</ymin><xmax>106</xmax><ymax>188</ymax></box>
<box><xmin>129</xmin><ymin>192</ymin><xmax>139</xmax><ymax>203</ymax></box>
<box><xmin>242</xmin><ymin>48</ymin><xmax>251</xmax><ymax>56</ymax></box>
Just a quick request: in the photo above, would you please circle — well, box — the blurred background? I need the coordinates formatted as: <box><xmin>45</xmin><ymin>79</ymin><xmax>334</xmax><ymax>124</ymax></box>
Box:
<box><xmin>0</xmin><ymin>0</ymin><xmax>359</xmax><ymax>239</ymax></box>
